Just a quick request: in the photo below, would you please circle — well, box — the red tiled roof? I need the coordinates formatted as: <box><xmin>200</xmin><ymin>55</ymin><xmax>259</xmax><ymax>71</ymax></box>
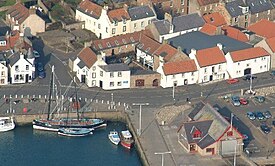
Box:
<box><xmin>6</xmin><ymin>3</ymin><xmax>29</xmax><ymax>24</ymax></box>
<box><xmin>92</xmin><ymin>31</ymin><xmax>142</xmax><ymax>51</ymax></box>
<box><xmin>108</xmin><ymin>8</ymin><xmax>130</xmax><ymax>22</ymax></box>
<box><xmin>266</xmin><ymin>37</ymin><xmax>275</xmax><ymax>53</ymax></box>
<box><xmin>163</xmin><ymin>60</ymin><xmax>197</xmax><ymax>75</ymax></box>
<box><xmin>203</xmin><ymin>12</ymin><xmax>227</xmax><ymax>27</ymax></box>
<box><xmin>222</xmin><ymin>26</ymin><xmax>248</xmax><ymax>42</ymax></box>
<box><xmin>200</xmin><ymin>23</ymin><xmax>217</xmax><ymax>35</ymax></box>
<box><xmin>138</xmin><ymin>34</ymin><xmax>161</xmax><ymax>55</ymax></box>
<box><xmin>0</xmin><ymin>30</ymin><xmax>20</xmax><ymax>51</ymax></box>
<box><xmin>248</xmin><ymin>19</ymin><xmax>275</xmax><ymax>39</ymax></box>
<box><xmin>77</xmin><ymin>47</ymin><xmax>97</xmax><ymax>68</ymax></box>
<box><xmin>230</xmin><ymin>47</ymin><xmax>270</xmax><ymax>62</ymax></box>
<box><xmin>78</xmin><ymin>0</ymin><xmax>102</xmax><ymax>19</ymax></box>
<box><xmin>196</xmin><ymin>47</ymin><xmax>226</xmax><ymax>67</ymax></box>
<box><xmin>197</xmin><ymin>0</ymin><xmax>219</xmax><ymax>6</ymax></box>
<box><xmin>154</xmin><ymin>43</ymin><xmax>178</xmax><ymax>62</ymax></box>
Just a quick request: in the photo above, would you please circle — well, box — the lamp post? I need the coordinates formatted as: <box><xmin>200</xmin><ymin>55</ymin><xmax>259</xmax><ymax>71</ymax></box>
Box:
<box><xmin>111</xmin><ymin>93</ymin><xmax>114</xmax><ymax>109</ymax></box>
<box><xmin>172</xmin><ymin>84</ymin><xmax>175</xmax><ymax>100</ymax></box>
<box><xmin>154</xmin><ymin>151</ymin><xmax>171</xmax><ymax>166</ymax></box>
<box><xmin>132</xmin><ymin>103</ymin><xmax>149</xmax><ymax>136</ymax></box>
<box><xmin>234</xmin><ymin>143</ymin><xmax>244</xmax><ymax>166</ymax></box>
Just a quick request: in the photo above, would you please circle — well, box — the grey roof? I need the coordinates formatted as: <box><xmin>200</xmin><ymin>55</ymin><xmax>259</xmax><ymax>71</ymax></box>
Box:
<box><xmin>9</xmin><ymin>52</ymin><xmax>21</xmax><ymax>66</ymax></box>
<box><xmin>27</xmin><ymin>48</ymin><xmax>34</xmax><ymax>59</ymax></box>
<box><xmin>99</xmin><ymin>63</ymin><xmax>129</xmax><ymax>72</ymax></box>
<box><xmin>271</xmin><ymin>0</ymin><xmax>275</xmax><ymax>6</ymax></box>
<box><xmin>128</xmin><ymin>6</ymin><xmax>155</xmax><ymax>21</ymax></box>
<box><xmin>246</xmin><ymin>0</ymin><xmax>273</xmax><ymax>14</ymax></box>
<box><xmin>77</xmin><ymin>60</ymin><xmax>86</xmax><ymax>69</ymax></box>
<box><xmin>153</xmin><ymin>20</ymin><xmax>170</xmax><ymax>35</ymax></box>
<box><xmin>0</xmin><ymin>36</ymin><xmax>5</xmax><ymax>41</ymax></box>
<box><xmin>225</xmin><ymin>0</ymin><xmax>247</xmax><ymax>17</ymax></box>
<box><xmin>0</xmin><ymin>52</ymin><xmax>6</xmax><ymax>62</ymax></box>
<box><xmin>188</xmin><ymin>102</ymin><xmax>206</xmax><ymax>120</ymax></box>
<box><xmin>197</xmin><ymin>134</ymin><xmax>216</xmax><ymax>149</ymax></box>
<box><xmin>172</xmin><ymin>13</ymin><xmax>205</xmax><ymax>32</ymax></box>
<box><xmin>130</xmin><ymin>68</ymin><xmax>159</xmax><ymax>75</ymax></box>
<box><xmin>168</xmin><ymin>31</ymin><xmax>252</xmax><ymax>54</ymax></box>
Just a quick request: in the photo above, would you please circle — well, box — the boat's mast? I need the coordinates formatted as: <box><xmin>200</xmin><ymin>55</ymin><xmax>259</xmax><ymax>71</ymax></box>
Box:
<box><xmin>47</xmin><ymin>65</ymin><xmax>54</xmax><ymax>120</ymax></box>
<box><xmin>74</xmin><ymin>77</ymin><xmax>80</xmax><ymax>121</ymax></box>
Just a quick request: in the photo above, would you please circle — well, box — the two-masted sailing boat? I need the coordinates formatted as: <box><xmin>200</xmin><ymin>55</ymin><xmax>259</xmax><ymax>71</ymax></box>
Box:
<box><xmin>32</xmin><ymin>66</ymin><xmax>106</xmax><ymax>132</ymax></box>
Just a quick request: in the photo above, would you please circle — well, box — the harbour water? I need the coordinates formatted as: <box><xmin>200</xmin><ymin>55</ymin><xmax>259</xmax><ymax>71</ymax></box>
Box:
<box><xmin>0</xmin><ymin>122</ymin><xmax>141</xmax><ymax>166</ymax></box>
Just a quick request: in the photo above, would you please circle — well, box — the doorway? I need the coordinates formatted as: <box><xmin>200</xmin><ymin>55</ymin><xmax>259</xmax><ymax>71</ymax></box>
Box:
<box><xmin>99</xmin><ymin>81</ymin><xmax>103</xmax><ymax>88</ymax></box>
<box><xmin>25</xmin><ymin>74</ymin><xmax>29</xmax><ymax>83</ymax></box>
<box><xmin>81</xmin><ymin>75</ymin><xmax>86</xmax><ymax>83</ymax></box>
<box><xmin>209</xmin><ymin>75</ymin><xmax>213</xmax><ymax>81</ymax></box>
<box><xmin>244</xmin><ymin>68</ymin><xmax>251</xmax><ymax>75</ymax></box>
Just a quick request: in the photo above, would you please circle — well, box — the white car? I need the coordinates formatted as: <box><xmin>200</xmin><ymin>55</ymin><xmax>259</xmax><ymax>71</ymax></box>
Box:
<box><xmin>33</xmin><ymin>50</ymin><xmax>40</xmax><ymax>58</ymax></box>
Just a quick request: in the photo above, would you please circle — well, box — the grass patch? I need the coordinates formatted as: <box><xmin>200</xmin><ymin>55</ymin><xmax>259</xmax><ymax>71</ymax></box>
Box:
<box><xmin>0</xmin><ymin>10</ymin><xmax>6</xmax><ymax>19</ymax></box>
<box><xmin>51</xmin><ymin>3</ymin><xmax>64</xmax><ymax>21</ymax></box>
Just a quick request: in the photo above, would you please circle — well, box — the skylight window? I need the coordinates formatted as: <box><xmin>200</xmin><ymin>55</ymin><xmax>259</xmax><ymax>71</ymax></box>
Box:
<box><xmin>251</xmin><ymin>3</ymin><xmax>254</xmax><ymax>6</ymax></box>
<box><xmin>122</xmin><ymin>39</ymin><xmax>126</xmax><ymax>44</ymax></box>
<box><xmin>115</xmin><ymin>40</ymin><xmax>119</xmax><ymax>45</ymax></box>
<box><xmin>130</xmin><ymin>37</ymin><xmax>135</xmax><ymax>42</ymax></box>
<box><xmin>107</xmin><ymin>42</ymin><xmax>111</xmax><ymax>47</ymax></box>
<box><xmin>98</xmin><ymin>44</ymin><xmax>102</xmax><ymax>49</ymax></box>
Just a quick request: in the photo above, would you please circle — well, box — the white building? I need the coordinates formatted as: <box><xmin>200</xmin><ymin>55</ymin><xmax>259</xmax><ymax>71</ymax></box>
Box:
<box><xmin>159</xmin><ymin>59</ymin><xmax>198</xmax><ymax>88</ymax></box>
<box><xmin>189</xmin><ymin>45</ymin><xmax>229</xmax><ymax>83</ymax></box>
<box><xmin>225</xmin><ymin>47</ymin><xmax>270</xmax><ymax>78</ymax></box>
<box><xmin>9</xmin><ymin>51</ymin><xmax>35</xmax><ymax>84</ymax></box>
<box><xmin>0</xmin><ymin>52</ymin><xmax>8</xmax><ymax>85</ymax></box>
<box><xmin>98</xmin><ymin>63</ymin><xmax>130</xmax><ymax>90</ymax></box>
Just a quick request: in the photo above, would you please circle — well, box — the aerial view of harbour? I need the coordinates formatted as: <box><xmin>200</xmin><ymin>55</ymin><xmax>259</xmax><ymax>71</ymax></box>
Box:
<box><xmin>0</xmin><ymin>122</ymin><xmax>141</xmax><ymax>166</ymax></box>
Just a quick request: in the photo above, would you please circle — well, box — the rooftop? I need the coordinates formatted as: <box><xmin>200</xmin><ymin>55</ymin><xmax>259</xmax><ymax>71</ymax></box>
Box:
<box><xmin>172</xmin><ymin>13</ymin><xmax>205</xmax><ymax>33</ymax></box>
<box><xmin>248</xmin><ymin>19</ymin><xmax>275</xmax><ymax>39</ymax></box>
<box><xmin>230</xmin><ymin>47</ymin><xmax>270</xmax><ymax>62</ymax></box>
<box><xmin>202</xmin><ymin>12</ymin><xmax>227</xmax><ymax>27</ymax></box>
<box><xmin>99</xmin><ymin>63</ymin><xmax>129</xmax><ymax>72</ymax></box>
<box><xmin>128</xmin><ymin>6</ymin><xmax>155</xmax><ymax>21</ymax></box>
<box><xmin>163</xmin><ymin>60</ymin><xmax>197</xmax><ymax>75</ymax></box>
<box><xmin>196</xmin><ymin>47</ymin><xmax>226</xmax><ymax>67</ymax></box>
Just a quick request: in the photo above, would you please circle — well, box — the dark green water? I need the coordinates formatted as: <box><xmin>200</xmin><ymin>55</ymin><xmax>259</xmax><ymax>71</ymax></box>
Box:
<box><xmin>0</xmin><ymin>122</ymin><xmax>141</xmax><ymax>166</ymax></box>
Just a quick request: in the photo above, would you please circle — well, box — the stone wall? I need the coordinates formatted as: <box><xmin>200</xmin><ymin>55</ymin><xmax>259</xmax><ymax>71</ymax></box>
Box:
<box><xmin>130</xmin><ymin>72</ymin><xmax>161</xmax><ymax>88</ymax></box>
<box><xmin>0</xmin><ymin>6</ymin><xmax>11</xmax><ymax>12</ymax></box>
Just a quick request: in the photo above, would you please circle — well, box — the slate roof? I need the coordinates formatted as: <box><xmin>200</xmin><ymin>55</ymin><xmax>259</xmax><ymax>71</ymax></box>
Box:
<box><xmin>230</xmin><ymin>47</ymin><xmax>270</xmax><ymax>62</ymax></box>
<box><xmin>128</xmin><ymin>6</ymin><xmax>155</xmax><ymax>21</ymax></box>
<box><xmin>197</xmin><ymin>0</ymin><xmax>219</xmax><ymax>6</ymax></box>
<box><xmin>246</xmin><ymin>0</ymin><xmax>273</xmax><ymax>14</ymax></box>
<box><xmin>130</xmin><ymin>69</ymin><xmax>159</xmax><ymax>75</ymax></box>
<box><xmin>99</xmin><ymin>63</ymin><xmax>129</xmax><ymax>72</ymax></box>
<box><xmin>9</xmin><ymin>52</ymin><xmax>21</xmax><ymax>66</ymax></box>
<box><xmin>77</xmin><ymin>60</ymin><xmax>86</xmax><ymax>69</ymax></box>
<box><xmin>77</xmin><ymin>0</ymin><xmax>102</xmax><ymax>19</ymax></box>
<box><xmin>188</xmin><ymin>102</ymin><xmax>206</xmax><ymax>120</ymax></box>
<box><xmin>152</xmin><ymin>20</ymin><xmax>171</xmax><ymax>35</ymax></box>
<box><xmin>163</xmin><ymin>60</ymin><xmax>197</xmax><ymax>75</ymax></box>
<box><xmin>172</xmin><ymin>13</ymin><xmax>205</xmax><ymax>32</ymax></box>
<box><xmin>225</xmin><ymin>0</ymin><xmax>247</xmax><ymax>17</ymax></box>
<box><xmin>0</xmin><ymin>52</ymin><xmax>6</xmax><ymax>62</ymax></box>
<box><xmin>6</xmin><ymin>3</ymin><xmax>29</xmax><ymax>24</ymax></box>
<box><xmin>168</xmin><ymin>31</ymin><xmax>252</xmax><ymax>54</ymax></box>
<box><xmin>0</xmin><ymin>36</ymin><xmax>5</xmax><ymax>41</ymax></box>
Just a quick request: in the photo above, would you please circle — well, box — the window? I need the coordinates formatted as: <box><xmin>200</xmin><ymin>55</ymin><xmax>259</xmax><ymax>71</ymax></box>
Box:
<box><xmin>123</xmin><ymin>26</ymin><xmax>126</xmax><ymax>32</ymax></box>
<box><xmin>141</xmin><ymin>21</ymin><xmax>144</xmax><ymax>27</ymax></box>
<box><xmin>135</xmin><ymin>79</ymin><xmax>144</xmax><ymax>87</ymax></box>
<box><xmin>172</xmin><ymin>75</ymin><xmax>175</xmax><ymax>79</ymax></box>
<box><xmin>98</xmin><ymin>24</ymin><xmax>101</xmax><ymax>29</ymax></box>
<box><xmin>245</xmin><ymin>15</ymin><xmax>248</xmax><ymax>20</ymax></box>
<box><xmin>206</xmin><ymin>148</ymin><xmax>214</xmax><ymax>153</ymax></box>
<box><xmin>118</xmin><ymin>72</ymin><xmax>122</xmax><ymax>77</ymax></box>
<box><xmin>1</xmin><ymin>79</ymin><xmax>4</xmax><ymax>84</ymax></box>
<box><xmin>15</xmin><ymin>65</ymin><xmax>19</xmax><ymax>71</ymax></box>
<box><xmin>264</xmin><ymin>65</ymin><xmax>267</xmax><ymax>68</ymax></box>
<box><xmin>181</xmin><ymin>0</ymin><xmax>184</xmax><ymax>5</ymax></box>
<box><xmin>204</xmin><ymin>76</ymin><xmax>207</xmax><ymax>81</ymax></box>
<box><xmin>106</xmin><ymin>27</ymin><xmax>108</xmax><ymax>33</ymax></box>
<box><xmin>268</xmin><ymin>10</ymin><xmax>270</xmax><ymax>15</ymax></box>
<box><xmin>114</xmin><ymin>21</ymin><xmax>118</xmax><ymax>26</ymax></box>
<box><xmin>193</xmin><ymin>130</ymin><xmax>201</xmax><ymax>138</ymax></box>
<box><xmin>234</xmin><ymin>17</ymin><xmax>238</xmax><ymax>22</ymax></box>
<box><xmin>110</xmin><ymin>72</ymin><xmax>114</xmax><ymax>78</ymax></box>
<box><xmin>191</xmin><ymin>72</ymin><xmax>194</xmax><ymax>76</ymax></box>
<box><xmin>218</xmin><ymin>65</ymin><xmax>221</xmax><ymax>70</ymax></box>
<box><xmin>256</xmin><ymin>13</ymin><xmax>258</xmax><ymax>18</ymax></box>
<box><xmin>100</xmin><ymin>71</ymin><xmax>103</xmax><ymax>76</ymax></box>
<box><xmin>182</xmin><ymin>73</ymin><xmax>185</xmax><ymax>77</ymax></box>
<box><xmin>148</xmin><ymin>20</ymin><xmax>151</xmax><ymax>25</ymax></box>
<box><xmin>227</xmin><ymin>131</ymin><xmax>233</xmax><ymax>136</ymax></box>
<box><xmin>112</xmin><ymin>28</ymin><xmax>116</xmax><ymax>34</ymax></box>
<box><xmin>238</xmin><ymin>63</ymin><xmax>240</xmax><ymax>66</ymax></box>
<box><xmin>92</xmin><ymin>66</ymin><xmax>96</xmax><ymax>71</ymax></box>
<box><xmin>1</xmin><ymin>71</ymin><xmax>4</xmax><ymax>76</ymax></box>
<box><xmin>115</xmin><ymin>40</ymin><xmax>119</xmax><ymax>45</ymax></box>
<box><xmin>92</xmin><ymin>80</ymin><xmax>96</xmax><ymax>86</ymax></box>
<box><xmin>247</xmin><ymin>63</ymin><xmax>249</xmax><ymax>67</ymax></box>
<box><xmin>204</xmin><ymin>68</ymin><xmax>207</xmax><ymax>73</ymax></box>
<box><xmin>254</xmin><ymin>59</ymin><xmax>257</xmax><ymax>62</ymax></box>
<box><xmin>107</xmin><ymin>42</ymin><xmax>111</xmax><ymax>47</ymax></box>
<box><xmin>260</xmin><ymin>66</ymin><xmax>262</xmax><ymax>69</ymax></box>
<box><xmin>92</xmin><ymin>72</ymin><xmax>96</xmax><ymax>78</ymax></box>
<box><xmin>212</xmin><ymin>66</ymin><xmax>215</xmax><ymax>72</ymax></box>
<box><xmin>117</xmin><ymin>82</ymin><xmax>121</xmax><ymax>86</ymax></box>
<box><xmin>110</xmin><ymin>82</ymin><xmax>114</xmax><ymax>87</ymax></box>
<box><xmin>170</xmin><ymin>1</ymin><xmax>173</xmax><ymax>7</ymax></box>
<box><xmin>134</xmin><ymin>23</ymin><xmax>137</xmax><ymax>29</ymax></box>
<box><xmin>26</xmin><ymin>65</ymin><xmax>29</xmax><ymax>70</ymax></box>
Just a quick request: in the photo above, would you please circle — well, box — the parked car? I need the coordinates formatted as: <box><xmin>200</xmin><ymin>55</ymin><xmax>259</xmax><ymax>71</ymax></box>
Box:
<box><xmin>272</xmin><ymin>121</ymin><xmax>275</xmax><ymax>127</ymax></box>
<box><xmin>270</xmin><ymin>70</ymin><xmax>275</xmax><ymax>76</ymax></box>
<box><xmin>33</xmin><ymin>50</ymin><xmax>40</xmax><ymax>58</ymax></box>
<box><xmin>243</xmin><ymin>74</ymin><xmax>257</xmax><ymax>81</ymax></box>
<box><xmin>254</xmin><ymin>96</ymin><xmax>265</xmax><ymax>103</ymax></box>
<box><xmin>13</xmin><ymin>100</ymin><xmax>21</xmax><ymax>104</ymax></box>
<box><xmin>240</xmin><ymin>98</ymin><xmax>248</xmax><ymax>105</ymax></box>
<box><xmin>38</xmin><ymin>71</ymin><xmax>46</xmax><ymax>79</ymax></box>
<box><xmin>231</xmin><ymin>96</ymin><xmax>240</xmax><ymax>106</ymax></box>
<box><xmin>37</xmin><ymin>62</ymin><xmax>43</xmax><ymax>72</ymax></box>
<box><xmin>243</xmin><ymin>134</ymin><xmax>249</xmax><ymax>141</ymax></box>
<box><xmin>247</xmin><ymin>112</ymin><xmax>256</xmax><ymax>120</ymax></box>
<box><xmin>227</xmin><ymin>78</ymin><xmax>239</xmax><ymax>84</ymax></box>
<box><xmin>255</xmin><ymin>111</ymin><xmax>265</xmax><ymax>121</ymax></box>
<box><xmin>260</xmin><ymin>124</ymin><xmax>271</xmax><ymax>134</ymax></box>
<box><xmin>263</xmin><ymin>110</ymin><xmax>272</xmax><ymax>119</ymax></box>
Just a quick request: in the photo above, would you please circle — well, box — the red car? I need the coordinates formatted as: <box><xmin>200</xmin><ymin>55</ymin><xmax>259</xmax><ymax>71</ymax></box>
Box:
<box><xmin>240</xmin><ymin>98</ymin><xmax>248</xmax><ymax>105</ymax></box>
<box><xmin>227</xmin><ymin>78</ymin><xmax>239</xmax><ymax>84</ymax></box>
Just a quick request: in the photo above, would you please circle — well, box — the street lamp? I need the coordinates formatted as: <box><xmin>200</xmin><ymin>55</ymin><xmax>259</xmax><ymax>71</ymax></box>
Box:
<box><xmin>154</xmin><ymin>151</ymin><xmax>171</xmax><ymax>166</ymax></box>
<box><xmin>111</xmin><ymin>93</ymin><xmax>114</xmax><ymax>109</ymax></box>
<box><xmin>234</xmin><ymin>143</ymin><xmax>244</xmax><ymax>166</ymax></box>
<box><xmin>132</xmin><ymin>103</ymin><xmax>149</xmax><ymax>136</ymax></box>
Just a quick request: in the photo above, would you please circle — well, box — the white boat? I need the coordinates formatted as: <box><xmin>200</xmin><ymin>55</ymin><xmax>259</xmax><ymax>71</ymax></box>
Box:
<box><xmin>58</xmin><ymin>128</ymin><xmax>93</xmax><ymax>137</ymax></box>
<box><xmin>0</xmin><ymin>117</ymin><xmax>15</xmax><ymax>132</ymax></box>
<box><xmin>108</xmin><ymin>130</ymin><xmax>120</xmax><ymax>145</ymax></box>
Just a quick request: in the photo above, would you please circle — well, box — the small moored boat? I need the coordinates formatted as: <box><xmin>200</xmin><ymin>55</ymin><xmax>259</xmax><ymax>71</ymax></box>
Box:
<box><xmin>108</xmin><ymin>130</ymin><xmax>120</xmax><ymax>145</ymax></box>
<box><xmin>0</xmin><ymin>117</ymin><xmax>15</xmax><ymax>132</ymax></box>
<box><xmin>58</xmin><ymin>128</ymin><xmax>93</xmax><ymax>137</ymax></box>
<box><xmin>120</xmin><ymin>130</ymin><xmax>134</xmax><ymax>149</ymax></box>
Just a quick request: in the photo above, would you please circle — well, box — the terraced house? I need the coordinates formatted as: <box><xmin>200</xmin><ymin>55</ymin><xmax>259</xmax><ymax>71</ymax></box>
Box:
<box><xmin>75</xmin><ymin>0</ymin><xmax>156</xmax><ymax>39</ymax></box>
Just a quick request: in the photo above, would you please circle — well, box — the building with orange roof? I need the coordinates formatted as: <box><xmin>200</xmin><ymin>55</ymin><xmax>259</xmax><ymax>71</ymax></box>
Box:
<box><xmin>6</xmin><ymin>3</ymin><xmax>45</xmax><ymax>36</ymax></box>
<box><xmin>75</xmin><ymin>0</ymin><xmax>155</xmax><ymax>39</ymax></box>
<box><xmin>248</xmin><ymin>19</ymin><xmax>275</xmax><ymax>39</ymax></box>
<box><xmin>189</xmin><ymin>45</ymin><xmax>229</xmax><ymax>83</ymax></box>
<box><xmin>254</xmin><ymin>36</ymin><xmax>275</xmax><ymax>68</ymax></box>
<box><xmin>200</xmin><ymin>23</ymin><xmax>219</xmax><ymax>35</ymax></box>
<box><xmin>203</xmin><ymin>12</ymin><xmax>227</xmax><ymax>27</ymax></box>
<box><xmin>225</xmin><ymin>47</ymin><xmax>270</xmax><ymax>78</ymax></box>
<box><xmin>159</xmin><ymin>59</ymin><xmax>198</xmax><ymax>88</ymax></box>
<box><xmin>222</xmin><ymin>26</ymin><xmax>249</xmax><ymax>42</ymax></box>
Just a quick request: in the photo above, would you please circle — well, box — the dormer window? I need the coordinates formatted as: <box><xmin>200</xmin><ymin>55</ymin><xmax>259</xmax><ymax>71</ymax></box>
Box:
<box><xmin>193</xmin><ymin>129</ymin><xmax>201</xmax><ymax>139</ymax></box>
<box><xmin>123</xmin><ymin>19</ymin><xmax>126</xmax><ymax>24</ymax></box>
<box><xmin>107</xmin><ymin>42</ymin><xmax>111</xmax><ymax>48</ymax></box>
<box><xmin>130</xmin><ymin>37</ymin><xmax>135</xmax><ymax>42</ymax></box>
<box><xmin>114</xmin><ymin>21</ymin><xmax>118</xmax><ymax>26</ymax></box>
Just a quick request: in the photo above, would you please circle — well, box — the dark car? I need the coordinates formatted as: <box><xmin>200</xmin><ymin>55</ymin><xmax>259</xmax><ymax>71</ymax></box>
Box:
<box><xmin>243</xmin><ymin>74</ymin><xmax>257</xmax><ymax>81</ymax></box>
<box><xmin>254</xmin><ymin>96</ymin><xmax>265</xmax><ymax>103</ymax></box>
<box><xmin>255</xmin><ymin>111</ymin><xmax>265</xmax><ymax>121</ymax></box>
<box><xmin>247</xmin><ymin>112</ymin><xmax>256</xmax><ymax>120</ymax></box>
<box><xmin>272</xmin><ymin>121</ymin><xmax>275</xmax><ymax>127</ymax></box>
<box><xmin>260</xmin><ymin>124</ymin><xmax>271</xmax><ymax>134</ymax></box>
<box><xmin>231</xmin><ymin>96</ymin><xmax>240</xmax><ymax>106</ymax></box>
<box><xmin>38</xmin><ymin>71</ymin><xmax>46</xmax><ymax>79</ymax></box>
<box><xmin>263</xmin><ymin>110</ymin><xmax>272</xmax><ymax>119</ymax></box>
<box><xmin>271</xmin><ymin>70</ymin><xmax>275</xmax><ymax>76</ymax></box>
<box><xmin>37</xmin><ymin>62</ymin><xmax>43</xmax><ymax>72</ymax></box>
